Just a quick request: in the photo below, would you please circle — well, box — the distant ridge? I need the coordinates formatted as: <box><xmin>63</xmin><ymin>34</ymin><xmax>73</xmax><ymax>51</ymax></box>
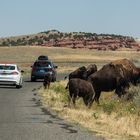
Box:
<box><xmin>0</xmin><ymin>30</ymin><xmax>139</xmax><ymax>51</ymax></box>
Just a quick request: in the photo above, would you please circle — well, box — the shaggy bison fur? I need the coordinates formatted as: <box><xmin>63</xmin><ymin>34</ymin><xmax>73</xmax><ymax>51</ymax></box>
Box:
<box><xmin>68</xmin><ymin>78</ymin><xmax>95</xmax><ymax>108</ymax></box>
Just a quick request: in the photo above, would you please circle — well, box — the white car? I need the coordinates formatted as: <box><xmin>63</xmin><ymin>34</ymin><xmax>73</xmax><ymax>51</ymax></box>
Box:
<box><xmin>0</xmin><ymin>64</ymin><xmax>23</xmax><ymax>88</ymax></box>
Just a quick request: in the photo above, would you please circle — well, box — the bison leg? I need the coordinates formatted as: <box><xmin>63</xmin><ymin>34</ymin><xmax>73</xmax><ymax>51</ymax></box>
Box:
<box><xmin>83</xmin><ymin>94</ymin><xmax>95</xmax><ymax>108</ymax></box>
<box><xmin>87</xmin><ymin>95</ymin><xmax>95</xmax><ymax>108</ymax></box>
<box><xmin>68</xmin><ymin>93</ymin><xmax>76</xmax><ymax>108</ymax></box>
<box><xmin>83</xmin><ymin>96</ymin><xmax>89</xmax><ymax>106</ymax></box>
<box><xmin>71</xmin><ymin>94</ymin><xmax>76</xmax><ymax>107</ymax></box>
<box><xmin>43</xmin><ymin>82</ymin><xmax>47</xmax><ymax>89</ymax></box>
<box><xmin>115</xmin><ymin>86</ymin><xmax>126</xmax><ymax>98</ymax></box>
<box><xmin>47</xmin><ymin>82</ymin><xmax>50</xmax><ymax>89</ymax></box>
<box><xmin>116</xmin><ymin>86</ymin><xmax>127</xmax><ymax>98</ymax></box>
<box><xmin>94</xmin><ymin>90</ymin><xmax>101</xmax><ymax>104</ymax></box>
<box><xmin>115</xmin><ymin>88</ymin><xmax>121</xmax><ymax>98</ymax></box>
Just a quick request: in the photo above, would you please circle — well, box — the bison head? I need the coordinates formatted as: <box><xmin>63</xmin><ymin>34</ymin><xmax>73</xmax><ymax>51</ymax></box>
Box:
<box><xmin>69</xmin><ymin>66</ymin><xmax>87</xmax><ymax>80</ymax></box>
<box><xmin>86</xmin><ymin>64</ymin><xmax>97</xmax><ymax>77</ymax></box>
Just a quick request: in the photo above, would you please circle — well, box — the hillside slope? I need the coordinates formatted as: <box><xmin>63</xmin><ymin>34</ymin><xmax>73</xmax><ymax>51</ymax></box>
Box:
<box><xmin>0</xmin><ymin>30</ymin><xmax>139</xmax><ymax>51</ymax></box>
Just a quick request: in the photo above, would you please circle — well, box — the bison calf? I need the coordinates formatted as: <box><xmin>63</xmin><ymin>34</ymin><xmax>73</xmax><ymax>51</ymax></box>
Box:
<box><xmin>68</xmin><ymin>78</ymin><xmax>95</xmax><ymax>108</ymax></box>
<box><xmin>43</xmin><ymin>73</ymin><xmax>52</xmax><ymax>89</ymax></box>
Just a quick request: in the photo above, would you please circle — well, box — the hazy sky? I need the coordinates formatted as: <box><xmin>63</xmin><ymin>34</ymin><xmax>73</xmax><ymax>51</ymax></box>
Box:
<box><xmin>0</xmin><ymin>0</ymin><xmax>140</xmax><ymax>38</ymax></box>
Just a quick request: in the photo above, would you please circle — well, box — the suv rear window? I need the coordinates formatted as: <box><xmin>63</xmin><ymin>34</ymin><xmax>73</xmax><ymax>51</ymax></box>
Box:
<box><xmin>34</xmin><ymin>61</ymin><xmax>52</xmax><ymax>67</ymax></box>
<box><xmin>0</xmin><ymin>65</ymin><xmax>15</xmax><ymax>70</ymax></box>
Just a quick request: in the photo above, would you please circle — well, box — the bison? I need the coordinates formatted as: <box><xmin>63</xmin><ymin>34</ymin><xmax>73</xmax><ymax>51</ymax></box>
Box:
<box><xmin>86</xmin><ymin>64</ymin><xmax>97</xmax><ymax>77</ymax></box>
<box><xmin>88</xmin><ymin>63</ymin><xmax>129</xmax><ymax>104</ymax></box>
<box><xmin>68</xmin><ymin>78</ymin><xmax>95</xmax><ymax>108</ymax></box>
<box><xmin>110</xmin><ymin>59</ymin><xmax>140</xmax><ymax>85</ymax></box>
<box><xmin>65</xmin><ymin>66</ymin><xmax>87</xmax><ymax>80</ymax></box>
<box><xmin>65</xmin><ymin>64</ymin><xmax>97</xmax><ymax>82</ymax></box>
<box><xmin>65</xmin><ymin>66</ymin><xmax>87</xmax><ymax>89</ymax></box>
<box><xmin>43</xmin><ymin>73</ymin><xmax>52</xmax><ymax>89</ymax></box>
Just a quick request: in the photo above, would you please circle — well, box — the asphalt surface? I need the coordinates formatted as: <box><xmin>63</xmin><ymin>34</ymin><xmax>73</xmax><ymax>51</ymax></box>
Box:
<box><xmin>0</xmin><ymin>76</ymin><xmax>105</xmax><ymax>140</ymax></box>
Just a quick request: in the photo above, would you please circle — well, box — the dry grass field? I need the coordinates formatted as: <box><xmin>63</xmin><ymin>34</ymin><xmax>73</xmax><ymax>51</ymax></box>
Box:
<box><xmin>0</xmin><ymin>46</ymin><xmax>140</xmax><ymax>73</ymax></box>
<box><xmin>0</xmin><ymin>46</ymin><xmax>140</xmax><ymax>140</ymax></box>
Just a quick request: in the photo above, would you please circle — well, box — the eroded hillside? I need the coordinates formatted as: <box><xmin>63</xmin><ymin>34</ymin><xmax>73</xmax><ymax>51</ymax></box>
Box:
<box><xmin>0</xmin><ymin>30</ymin><xmax>139</xmax><ymax>51</ymax></box>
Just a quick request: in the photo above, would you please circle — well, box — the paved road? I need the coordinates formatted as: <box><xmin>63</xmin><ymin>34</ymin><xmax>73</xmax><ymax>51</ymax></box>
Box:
<box><xmin>0</xmin><ymin>76</ymin><xmax>105</xmax><ymax>140</ymax></box>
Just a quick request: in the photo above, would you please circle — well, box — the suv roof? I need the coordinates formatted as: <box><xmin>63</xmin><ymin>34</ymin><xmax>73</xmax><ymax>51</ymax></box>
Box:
<box><xmin>38</xmin><ymin>55</ymin><xmax>48</xmax><ymax>60</ymax></box>
<box><xmin>34</xmin><ymin>59</ymin><xmax>52</xmax><ymax>63</ymax></box>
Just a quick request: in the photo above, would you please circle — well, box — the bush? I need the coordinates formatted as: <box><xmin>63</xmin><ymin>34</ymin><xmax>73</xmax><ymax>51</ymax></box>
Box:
<box><xmin>125</xmin><ymin>85</ymin><xmax>140</xmax><ymax>107</ymax></box>
<box><xmin>133</xmin><ymin>87</ymin><xmax>140</xmax><ymax>108</ymax></box>
<box><xmin>101</xmin><ymin>101</ymin><xmax>116</xmax><ymax>115</ymax></box>
<box><xmin>50</xmin><ymin>82</ymin><xmax>69</xmax><ymax>103</ymax></box>
<box><xmin>51</xmin><ymin>82</ymin><xmax>66</xmax><ymax>94</ymax></box>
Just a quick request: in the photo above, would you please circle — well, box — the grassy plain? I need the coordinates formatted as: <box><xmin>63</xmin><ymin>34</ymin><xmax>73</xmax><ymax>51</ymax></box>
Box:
<box><xmin>0</xmin><ymin>46</ymin><xmax>140</xmax><ymax>73</ymax></box>
<box><xmin>0</xmin><ymin>46</ymin><xmax>140</xmax><ymax>140</ymax></box>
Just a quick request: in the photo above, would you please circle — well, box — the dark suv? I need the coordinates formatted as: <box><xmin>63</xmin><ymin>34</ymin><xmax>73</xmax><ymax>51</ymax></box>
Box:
<box><xmin>31</xmin><ymin>60</ymin><xmax>57</xmax><ymax>82</ymax></box>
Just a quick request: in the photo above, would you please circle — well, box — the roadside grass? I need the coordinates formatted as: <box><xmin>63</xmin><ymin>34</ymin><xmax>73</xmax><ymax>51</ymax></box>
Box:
<box><xmin>40</xmin><ymin>81</ymin><xmax>140</xmax><ymax>140</ymax></box>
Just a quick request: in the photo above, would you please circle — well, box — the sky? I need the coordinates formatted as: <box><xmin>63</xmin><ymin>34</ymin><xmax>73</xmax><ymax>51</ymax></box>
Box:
<box><xmin>0</xmin><ymin>0</ymin><xmax>140</xmax><ymax>38</ymax></box>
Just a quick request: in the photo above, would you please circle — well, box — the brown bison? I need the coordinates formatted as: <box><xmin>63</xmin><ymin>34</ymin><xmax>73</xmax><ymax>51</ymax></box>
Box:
<box><xmin>110</xmin><ymin>59</ymin><xmax>140</xmax><ymax>85</ymax></box>
<box><xmin>68</xmin><ymin>78</ymin><xmax>95</xmax><ymax>108</ymax></box>
<box><xmin>88</xmin><ymin>63</ymin><xmax>129</xmax><ymax>104</ymax></box>
<box><xmin>43</xmin><ymin>73</ymin><xmax>52</xmax><ymax>89</ymax></box>
<box><xmin>86</xmin><ymin>64</ymin><xmax>97</xmax><ymax>77</ymax></box>
<box><xmin>65</xmin><ymin>66</ymin><xmax>87</xmax><ymax>80</ymax></box>
<box><xmin>65</xmin><ymin>66</ymin><xmax>87</xmax><ymax>89</ymax></box>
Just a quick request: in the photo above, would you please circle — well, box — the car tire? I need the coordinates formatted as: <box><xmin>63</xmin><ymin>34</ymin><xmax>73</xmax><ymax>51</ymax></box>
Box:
<box><xmin>31</xmin><ymin>77</ymin><xmax>36</xmax><ymax>82</ymax></box>
<box><xmin>16</xmin><ymin>85</ymin><xmax>22</xmax><ymax>89</ymax></box>
<box><xmin>16</xmin><ymin>78</ymin><xmax>23</xmax><ymax>89</ymax></box>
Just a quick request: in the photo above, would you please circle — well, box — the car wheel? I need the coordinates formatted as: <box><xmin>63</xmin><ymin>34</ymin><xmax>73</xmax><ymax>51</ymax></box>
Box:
<box><xmin>16</xmin><ymin>78</ymin><xmax>23</xmax><ymax>89</ymax></box>
<box><xmin>16</xmin><ymin>85</ymin><xmax>22</xmax><ymax>89</ymax></box>
<box><xmin>31</xmin><ymin>77</ymin><xmax>36</xmax><ymax>82</ymax></box>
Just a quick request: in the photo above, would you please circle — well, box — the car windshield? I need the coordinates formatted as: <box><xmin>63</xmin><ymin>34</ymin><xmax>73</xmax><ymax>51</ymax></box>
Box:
<box><xmin>34</xmin><ymin>61</ymin><xmax>52</xmax><ymax>67</ymax></box>
<box><xmin>0</xmin><ymin>65</ymin><xmax>15</xmax><ymax>70</ymax></box>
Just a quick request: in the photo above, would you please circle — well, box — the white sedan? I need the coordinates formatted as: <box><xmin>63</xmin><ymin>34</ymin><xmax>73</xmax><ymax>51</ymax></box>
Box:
<box><xmin>0</xmin><ymin>64</ymin><xmax>23</xmax><ymax>88</ymax></box>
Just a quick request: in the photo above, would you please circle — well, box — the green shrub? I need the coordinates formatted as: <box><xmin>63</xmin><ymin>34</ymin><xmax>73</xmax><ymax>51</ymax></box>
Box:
<box><xmin>50</xmin><ymin>82</ymin><xmax>69</xmax><ymax>103</ymax></box>
<box><xmin>125</xmin><ymin>101</ymin><xmax>136</xmax><ymax>114</ymax></box>
<box><xmin>51</xmin><ymin>82</ymin><xmax>67</xmax><ymax>94</ymax></box>
<box><xmin>92</xmin><ymin>112</ymin><xmax>99</xmax><ymax>119</ymax></box>
<box><xmin>133</xmin><ymin>87</ymin><xmax>140</xmax><ymax>108</ymax></box>
<box><xmin>101</xmin><ymin>101</ymin><xmax>116</xmax><ymax>115</ymax></box>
